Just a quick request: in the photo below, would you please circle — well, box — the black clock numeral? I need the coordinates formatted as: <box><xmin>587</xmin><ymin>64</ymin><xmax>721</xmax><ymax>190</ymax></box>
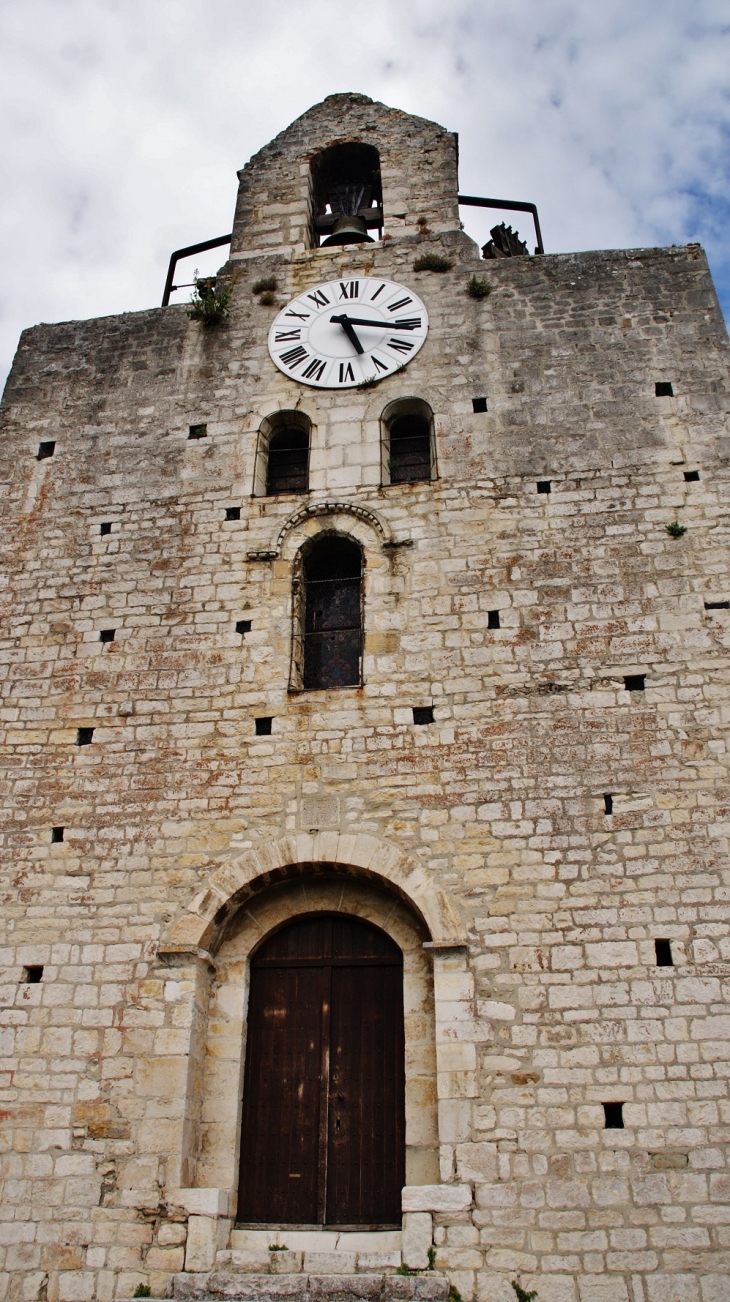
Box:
<box><xmin>279</xmin><ymin>345</ymin><xmax>309</xmax><ymax>369</ymax></box>
<box><xmin>302</xmin><ymin>357</ymin><xmax>326</xmax><ymax>381</ymax></box>
<box><xmin>388</xmin><ymin>296</ymin><xmax>413</xmax><ymax>313</ymax></box>
<box><xmin>370</xmin><ymin>283</ymin><xmax>386</xmax><ymax>301</ymax></box>
<box><xmin>372</xmin><ymin>355</ymin><xmax>389</xmax><ymax>373</ymax></box>
<box><xmin>285</xmin><ymin>309</ymin><xmax>310</xmax><ymax>321</ymax></box>
<box><xmin>307</xmin><ymin>289</ymin><xmax>330</xmax><ymax>308</ymax></box>
<box><xmin>388</xmin><ymin>337</ymin><xmax>415</xmax><ymax>355</ymax></box>
<box><xmin>338</xmin><ymin>362</ymin><xmax>355</xmax><ymax>383</ymax></box>
<box><xmin>339</xmin><ymin>281</ymin><xmax>360</xmax><ymax>300</ymax></box>
<box><xmin>275</xmin><ymin>329</ymin><xmax>301</xmax><ymax>341</ymax></box>
<box><xmin>393</xmin><ymin>317</ymin><xmax>421</xmax><ymax>331</ymax></box>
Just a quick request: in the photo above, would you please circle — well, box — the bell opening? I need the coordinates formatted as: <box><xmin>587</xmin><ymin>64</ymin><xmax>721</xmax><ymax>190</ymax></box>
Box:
<box><xmin>311</xmin><ymin>142</ymin><xmax>383</xmax><ymax>247</ymax></box>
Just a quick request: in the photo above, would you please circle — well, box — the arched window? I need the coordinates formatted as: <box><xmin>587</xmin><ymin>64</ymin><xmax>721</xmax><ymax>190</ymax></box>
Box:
<box><xmin>381</xmin><ymin>398</ymin><xmax>436</xmax><ymax>485</ymax></box>
<box><xmin>253</xmin><ymin>411</ymin><xmax>311</xmax><ymax>497</ymax></box>
<box><xmin>291</xmin><ymin>534</ymin><xmax>363</xmax><ymax>691</ymax></box>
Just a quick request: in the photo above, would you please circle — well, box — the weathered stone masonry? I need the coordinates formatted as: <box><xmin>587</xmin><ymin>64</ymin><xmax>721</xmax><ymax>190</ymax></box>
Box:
<box><xmin>1</xmin><ymin>92</ymin><xmax>730</xmax><ymax>1302</ymax></box>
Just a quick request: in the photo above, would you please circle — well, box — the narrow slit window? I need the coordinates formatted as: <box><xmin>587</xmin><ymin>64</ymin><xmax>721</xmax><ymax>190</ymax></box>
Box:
<box><xmin>381</xmin><ymin>398</ymin><xmax>436</xmax><ymax>485</ymax></box>
<box><xmin>705</xmin><ymin>601</ymin><xmax>730</xmax><ymax>610</ymax></box>
<box><xmin>604</xmin><ymin>794</ymin><xmax>613</xmax><ymax>815</ymax></box>
<box><xmin>655</xmin><ymin>939</ymin><xmax>673</xmax><ymax>967</ymax></box>
<box><xmin>295</xmin><ymin>534</ymin><xmax>363</xmax><ymax>692</ymax></box>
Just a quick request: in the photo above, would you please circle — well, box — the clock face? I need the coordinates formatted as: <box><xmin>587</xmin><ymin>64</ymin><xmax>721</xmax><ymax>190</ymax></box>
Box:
<box><xmin>268</xmin><ymin>276</ymin><xmax>429</xmax><ymax>389</ymax></box>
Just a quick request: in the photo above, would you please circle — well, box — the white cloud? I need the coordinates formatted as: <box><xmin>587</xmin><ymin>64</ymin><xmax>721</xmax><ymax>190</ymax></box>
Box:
<box><xmin>1</xmin><ymin>0</ymin><xmax>728</xmax><ymax>389</ymax></box>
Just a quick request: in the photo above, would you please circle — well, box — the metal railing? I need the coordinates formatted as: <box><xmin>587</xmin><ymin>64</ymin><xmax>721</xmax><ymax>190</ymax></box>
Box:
<box><xmin>160</xmin><ymin>195</ymin><xmax>543</xmax><ymax>305</ymax></box>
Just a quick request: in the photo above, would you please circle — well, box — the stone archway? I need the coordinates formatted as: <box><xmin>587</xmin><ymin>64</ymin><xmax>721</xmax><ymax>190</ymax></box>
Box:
<box><xmin>163</xmin><ymin>831</ymin><xmax>466</xmax><ymax>955</ymax></box>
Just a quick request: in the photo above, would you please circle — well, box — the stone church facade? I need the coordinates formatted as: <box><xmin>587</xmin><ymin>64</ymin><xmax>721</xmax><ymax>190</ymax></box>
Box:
<box><xmin>1</xmin><ymin>92</ymin><xmax>730</xmax><ymax>1302</ymax></box>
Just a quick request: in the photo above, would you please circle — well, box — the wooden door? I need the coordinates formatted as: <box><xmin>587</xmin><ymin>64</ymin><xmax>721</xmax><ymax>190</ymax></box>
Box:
<box><xmin>237</xmin><ymin>913</ymin><xmax>404</xmax><ymax>1226</ymax></box>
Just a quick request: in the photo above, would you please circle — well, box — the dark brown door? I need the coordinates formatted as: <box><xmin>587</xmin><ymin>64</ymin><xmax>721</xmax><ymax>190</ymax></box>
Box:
<box><xmin>237</xmin><ymin>913</ymin><xmax>404</xmax><ymax>1226</ymax></box>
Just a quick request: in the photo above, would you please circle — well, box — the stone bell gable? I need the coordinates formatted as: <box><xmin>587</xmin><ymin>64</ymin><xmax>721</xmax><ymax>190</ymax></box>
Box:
<box><xmin>230</xmin><ymin>92</ymin><xmax>460</xmax><ymax>256</ymax></box>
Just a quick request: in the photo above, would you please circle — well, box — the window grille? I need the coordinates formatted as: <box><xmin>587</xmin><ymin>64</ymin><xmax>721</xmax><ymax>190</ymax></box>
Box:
<box><xmin>291</xmin><ymin>535</ymin><xmax>363</xmax><ymax>691</ymax></box>
<box><xmin>253</xmin><ymin>411</ymin><xmax>311</xmax><ymax>497</ymax></box>
<box><xmin>380</xmin><ymin>398</ymin><xmax>437</xmax><ymax>485</ymax></box>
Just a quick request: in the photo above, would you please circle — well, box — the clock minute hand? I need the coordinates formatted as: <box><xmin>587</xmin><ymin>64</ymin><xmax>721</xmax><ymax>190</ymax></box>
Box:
<box><xmin>329</xmin><ymin>313</ymin><xmax>364</xmax><ymax>355</ymax></box>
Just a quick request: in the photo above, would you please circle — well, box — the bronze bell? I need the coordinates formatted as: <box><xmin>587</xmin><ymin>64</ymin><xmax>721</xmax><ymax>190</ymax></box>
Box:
<box><xmin>321</xmin><ymin>214</ymin><xmax>374</xmax><ymax>247</ymax></box>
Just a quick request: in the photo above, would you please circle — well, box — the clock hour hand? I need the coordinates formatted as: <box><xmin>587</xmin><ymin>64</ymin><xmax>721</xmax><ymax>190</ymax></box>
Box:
<box><xmin>329</xmin><ymin>313</ymin><xmax>364</xmax><ymax>355</ymax></box>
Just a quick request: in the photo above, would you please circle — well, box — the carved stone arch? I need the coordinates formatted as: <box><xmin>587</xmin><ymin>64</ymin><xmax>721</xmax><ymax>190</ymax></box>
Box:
<box><xmin>163</xmin><ymin>830</ymin><xmax>465</xmax><ymax>955</ymax></box>
<box><xmin>246</xmin><ymin>500</ymin><xmax>396</xmax><ymax>563</ymax></box>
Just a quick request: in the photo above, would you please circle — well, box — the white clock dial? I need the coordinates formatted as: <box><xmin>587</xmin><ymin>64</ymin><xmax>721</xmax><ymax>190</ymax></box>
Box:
<box><xmin>267</xmin><ymin>276</ymin><xmax>429</xmax><ymax>389</ymax></box>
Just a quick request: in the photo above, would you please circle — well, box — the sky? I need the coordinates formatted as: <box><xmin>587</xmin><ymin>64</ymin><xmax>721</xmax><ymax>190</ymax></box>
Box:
<box><xmin>1</xmin><ymin>0</ymin><xmax>729</xmax><ymax>393</ymax></box>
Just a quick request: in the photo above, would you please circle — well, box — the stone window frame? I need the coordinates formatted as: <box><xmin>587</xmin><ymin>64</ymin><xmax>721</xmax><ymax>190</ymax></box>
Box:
<box><xmin>380</xmin><ymin>397</ymin><xmax>438</xmax><ymax>487</ymax></box>
<box><xmin>252</xmin><ymin>410</ymin><xmax>313</xmax><ymax>498</ymax></box>
<box><xmin>288</xmin><ymin>529</ymin><xmax>365</xmax><ymax>693</ymax></box>
<box><xmin>195</xmin><ymin>874</ymin><xmax>440</xmax><ymax>1206</ymax></box>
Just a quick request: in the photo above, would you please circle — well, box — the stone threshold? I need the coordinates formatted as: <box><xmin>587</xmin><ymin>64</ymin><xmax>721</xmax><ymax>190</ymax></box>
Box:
<box><xmin>168</xmin><ymin>1273</ymin><xmax>449</xmax><ymax>1301</ymax></box>
<box><xmin>225</xmin><ymin>1229</ymin><xmax>404</xmax><ymax>1274</ymax></box>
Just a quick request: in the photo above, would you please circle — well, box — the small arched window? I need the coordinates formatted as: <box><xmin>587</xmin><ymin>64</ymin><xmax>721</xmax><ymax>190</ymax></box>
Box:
<box><xmin>291</xmin><ymin>534</ymin><xmax>363</xmax><ymax>691</ymax></box>
<box><xmin>253</xmin><ymin>411</ymin><xmax>311</xmax><ymax>497</ymax></box>
<box><xmin>381</xmin><ymin>398</ymin><xmax>437</xmax><ymax>485</ymax></box>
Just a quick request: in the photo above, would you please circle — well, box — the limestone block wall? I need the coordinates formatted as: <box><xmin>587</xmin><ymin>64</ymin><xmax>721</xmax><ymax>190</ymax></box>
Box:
<box><xmin>1</xmin><ymin>94</ymin><xmax>730</xmax><ymax>1302</ymax></box>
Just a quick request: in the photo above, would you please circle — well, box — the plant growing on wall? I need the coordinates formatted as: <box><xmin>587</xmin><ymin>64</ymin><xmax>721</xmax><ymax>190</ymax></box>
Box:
<box><xmin>511</xmin><ymin>1282</ymin><xmax>538</xmax><ymax>1302</ymax></box>
<box><xmin>187</xmin><ymin>269</ymin><xmax>241</xmax><ymax>330</ymax></box>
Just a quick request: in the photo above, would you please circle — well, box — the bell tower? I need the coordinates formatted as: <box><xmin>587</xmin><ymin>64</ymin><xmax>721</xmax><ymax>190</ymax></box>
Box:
<box><xmin>1</xmin><ymin>91</ymin><xmax>730</xmax><ymax>1302</ymax></box>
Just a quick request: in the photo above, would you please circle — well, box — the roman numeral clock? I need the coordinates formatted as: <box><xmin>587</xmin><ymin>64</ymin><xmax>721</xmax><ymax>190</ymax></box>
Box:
<box><xmin>268</xmin><ymin>277</ymin><xmax>429</xmax><ymax>387</ymax></box>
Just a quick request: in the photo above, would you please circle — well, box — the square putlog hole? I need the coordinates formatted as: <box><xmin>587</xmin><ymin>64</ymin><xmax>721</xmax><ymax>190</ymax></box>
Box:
<box><xmin>188</xmin><ymin>424</ymin><xmax>207</xmax><ymax>440</ymax></box>
<box><xmin>77</xmin><ymin>727</ymin><xmax>95</xmax><ymax>746</ymax></box>
<box><xmin>226</xmin><ymin>507</ymin><xmax>241</xmax><ymax>521</ymax></box>
<box><xmin>655</xmin><ymin>382</ymin><xmax>674</xmax><ymax>397</ymax></box>
<box><xmin>255</xmin><ymin>717</ymin><xmax>272</xmax><ymax>736</ymax></box>
<box><xmin>413</xmin><ymin>706</ymin><xmax>434</xmax><ymax>725</ymax></box>
<box><xmin>236</xmin><ymin>620</ymin><xmax>252</xmax><ymax>635</ymax></box>
<box><xmin>655</xmin><ymin>939</ymin><xmax>673</xmax><ymax>967</ymax></box>
<box><xmin>603</xmin><ymin>1102</ymin><xmax>625</xmax><ymax>1129</ymax></box>
<box><xmin>99</xmin><ymin>522</ymin><xmax>112</xmax><ymax>536</ymax></box>
<box><xmin>37</xmin><ymin>441</ymin><xmax>56</xmax><ymax>460</ymax></box>
<box><xmin>623</xmin><ymin>674</ymin><xmax>645</xmax><ymax>692</ymax></box>
<box><xmin>22</xmin><ymin>966</ymin><xmax>43</xmax><ymax>984</ymax></box>
<box><xmin>51</xmin><ymin>826</ymin><xmax>64</xmax><ymax>843</ymax></box>
<box><xmin>537</xmin><ymin>481</ymin><xmax>551</xmax><ymax>494</ymax></box>
<box><xmin>487</xmin><ymin>610</ymin><xmax>501</xmax><ymax>629</ymax></box>
<box><xmin>471</xmin><ymin>397</ymin><xmax>488</xmax><ymax>413</ymax></box>
<box><xmin>99</xmin><ymin>629</ymin><xmax>115</xmax><ymax>643</ymax></box>
<box><xmin>683</xmin><ymin>470</ymin><xmax>700</xmax><ymax>482</ymax></box>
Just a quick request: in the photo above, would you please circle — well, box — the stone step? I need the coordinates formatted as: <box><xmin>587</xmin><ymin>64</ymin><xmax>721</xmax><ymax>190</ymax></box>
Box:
<box><xmin>170</xmin><ymin>1272</ymin><xmax>450</xmax><ymax>1302</ymax></box>
<box><xmin>216</xmin><ymin>1250</ymin><xmax>401</xmax><ymax>1274</ymax></box>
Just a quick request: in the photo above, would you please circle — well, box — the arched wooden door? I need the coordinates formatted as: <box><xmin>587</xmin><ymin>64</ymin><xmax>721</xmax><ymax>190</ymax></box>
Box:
<box><xmin>237</xmin><ymin>913</ymin><xmax>405</xmax><ymax>1226</ymax></box>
